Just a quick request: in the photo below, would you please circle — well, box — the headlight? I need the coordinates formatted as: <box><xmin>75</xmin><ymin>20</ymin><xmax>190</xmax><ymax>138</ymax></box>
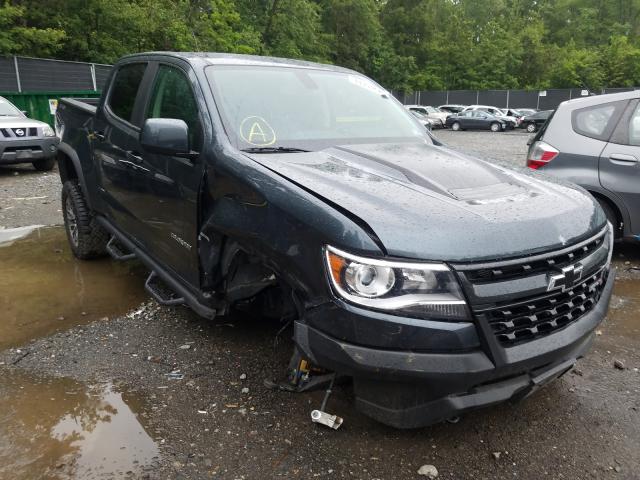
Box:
<box><xmin>325</xmin><ymin>245</ymin><xmax>470</xmax><ymax>321</ymax></box>
<box><xmin>42</xmin><ymin>125</ymin><xmax>56</xmax><ymax>137</ymax></box>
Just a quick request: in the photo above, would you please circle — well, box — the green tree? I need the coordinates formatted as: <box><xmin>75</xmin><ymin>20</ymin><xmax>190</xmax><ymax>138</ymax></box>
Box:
<box><xmin>0</xmin><ymin>2</ymin><xmax>65</xmax><ymax>57</ymax></box>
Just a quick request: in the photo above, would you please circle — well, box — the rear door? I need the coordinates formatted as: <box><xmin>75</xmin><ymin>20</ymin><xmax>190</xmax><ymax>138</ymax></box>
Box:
<box><xmin>136</xmin><ymin>63</ymin><xmax>205</xmax><ymax>286</ymax></box>
<box><xmin>600</xmin><ymin>99</ymin><xmax>640</xmax><ymax>234</ymax></box>
<box><xmin>94</xmin><ymin>62</ymin><xmax>152</xmax><ymax>242</ymax></box>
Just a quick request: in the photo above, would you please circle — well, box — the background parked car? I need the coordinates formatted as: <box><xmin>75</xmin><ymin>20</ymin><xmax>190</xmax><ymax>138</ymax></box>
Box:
<box><xmin>516</xmin><ymin>108</ymin><xmax>538</xmax><ymax>116</ymax></box>
<box><xmin>520</xmin><ymin>110</ymin><xmax>553</xmax><ymax>133</ymax></box>
<box><xmin>462</xmin><ymin>105</ymin><xmax>518</xmax><ymax>128</ymax></box>
<box><xmin>409</xmin><ymin>110</ymin><xmax>434</xmax><ymax>130</ymax></box>
<box><xmin>405</xmin><ymin>105</ymin><xmax>448</xmax><ymax>128</ymax></box>
<box><xmin>0</xmin><ymin>96</ymin><xmax>59</xmax><ymax>171</ymax></box>
<box><xmin>446</xmin><ymin>110</ymin><xmax>507</xmax><ymax>131</ymax></box>
<box><xmin>526</xmin><ymin>90</ymin><xmax>640</xmax><ymax>239</ymax></box>
<box><xmin>438</xmin><ymin>104</ymin><xmax>466</xmax><ymax>114</ymax></box>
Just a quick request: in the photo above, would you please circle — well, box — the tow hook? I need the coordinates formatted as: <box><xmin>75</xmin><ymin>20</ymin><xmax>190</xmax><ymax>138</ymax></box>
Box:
<box><xmin>311</xmin><ymin>374</ymin><xmax>343</xmax><ymax>430</ymax></box>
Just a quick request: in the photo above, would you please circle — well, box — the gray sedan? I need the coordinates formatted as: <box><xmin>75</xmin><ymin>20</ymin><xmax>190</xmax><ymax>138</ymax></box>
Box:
<box><xmin>527</xmin><ymin>90</ymin><xmax>640</xmax><ymax>240</ymax></box>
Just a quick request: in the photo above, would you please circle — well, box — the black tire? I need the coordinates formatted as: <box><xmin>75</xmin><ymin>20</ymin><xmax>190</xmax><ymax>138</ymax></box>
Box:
<box><xmin>490</xmin><ymin>122</ymin><xmax>501</xmax><ymax>132</ymax></box>
<box><xmin>596</xmin><ymin>198</ymin><xmax>621</xmax><ymax>239</ymax></box>
<box><xmin>451</xmin><ymin>122</ymin><xmax>461</xmax><ymax>131</ymax></box>
<box><xmin>32</xmin><ymin>157</ymin><xmax>56</xmax><ymax>171</ymax></box>
<box><xmin>526</xmin><ymin>123</ymin><xmax>537</xmax><ymax>133</ymax></box>
<box><xmin>62</xmin><ymin>180</ymin><xmax>109</xmax><ymax>259</ymax></box>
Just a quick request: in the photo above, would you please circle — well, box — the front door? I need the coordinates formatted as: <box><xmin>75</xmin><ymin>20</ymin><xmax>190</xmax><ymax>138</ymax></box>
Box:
<box><xmin>136</xmin><ymin>64</ymin><xmax>204</xmax><ymax>286</ymax></box>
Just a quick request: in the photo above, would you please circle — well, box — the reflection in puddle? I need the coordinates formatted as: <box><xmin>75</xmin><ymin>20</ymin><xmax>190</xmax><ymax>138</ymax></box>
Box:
<box><xmin>606</xmin><ymin>280</ymin><xmax>640</xmax><ymax>339</ymax></box>
<box><xmin>0</xmin><ymin>226</ymin><xmax>148</xmax><ymax>350</ymax></box>
<box><xmin>0</xmin><ymin>370</ymin><xmax>159</xmax><ymax>479</ymax></box>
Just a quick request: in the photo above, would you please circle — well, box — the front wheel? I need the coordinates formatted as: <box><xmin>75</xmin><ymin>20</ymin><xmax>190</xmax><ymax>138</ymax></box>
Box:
<box><xmin>33</xmin><ymin>157</ymin><xmax>56</xmax><ymax>171</ymax></box>
<box><xmin>490</xmin><ymin>122</ymin><xmax>501</xmax><ymax>132</ymax></box>
<box><xmin>62</xmin><ymin>180</ymin><xmax>109</xmax><ymax>259</ymax></box>
<box><xmin>526</xmin><ymin>123</ymin><xmax>537</xmax><ymax>133</ymax></box>
<box><xmin>451</xmin><ymin>122</ymin><xmax>461</xmax><ymax>131</ymax></box>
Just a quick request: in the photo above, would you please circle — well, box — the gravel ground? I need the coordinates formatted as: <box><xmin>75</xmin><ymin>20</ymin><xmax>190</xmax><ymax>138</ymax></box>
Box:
<box><xmin>0</xmin><ymin>163</ymin><xmax>62</xmax><ymax>227</ymax></box>
<box><xmin>1</xmin><ymin>132</ymin><xmax>639</xmax><ymax>480</ymax></box>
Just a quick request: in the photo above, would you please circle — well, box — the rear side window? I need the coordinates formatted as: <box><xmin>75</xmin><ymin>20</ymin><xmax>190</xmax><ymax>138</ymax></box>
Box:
<box><xmin>629</xmin><ymin>103</ymin><xmax>640</xmax><ymax>145</ymax></box>
<box><xmin>571</xmin><ymin>100</ymin><xmax>626</xmax><ymax>141</ymax></box>
<box><xmin>108</xmin><ymin>63</ymin><xmax>147</xmax><ymax>123</ymax></box>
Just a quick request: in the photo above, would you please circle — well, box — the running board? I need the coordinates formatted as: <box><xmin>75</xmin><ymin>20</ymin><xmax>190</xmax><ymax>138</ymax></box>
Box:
<box><xmin>96</xmin><ymin>216</ymin><xmax>216</xmax><ymax>319</ymax></box>
<box><xmin>145</xmin><ymin>271</ymin><xmax>185</xmax><ymax>306</ymax></box>
<box><xmin>106</xmin><ymin>236</ymin><xmax>136</xmax><ymax>261</ymax></box>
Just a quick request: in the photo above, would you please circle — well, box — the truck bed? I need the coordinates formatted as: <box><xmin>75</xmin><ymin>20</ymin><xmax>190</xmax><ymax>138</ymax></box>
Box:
<box><xmin>59</xmin><ymin>97</ymin><xmax>98</xmax><ymax>115</ymax></box>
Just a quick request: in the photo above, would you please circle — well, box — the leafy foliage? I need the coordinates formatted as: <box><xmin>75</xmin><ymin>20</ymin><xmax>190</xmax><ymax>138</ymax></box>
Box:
<box><xmin>2</xmin><ymin>0</ymin><xmax>640</xmax><ymax>91</ymax></box>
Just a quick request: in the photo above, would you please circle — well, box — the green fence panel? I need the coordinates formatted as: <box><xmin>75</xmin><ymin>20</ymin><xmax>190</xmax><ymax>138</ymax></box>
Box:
<box><xmin>0</xmin><ymin>91</ymin><xmax>101</xmax><ymax>127</ymax></box>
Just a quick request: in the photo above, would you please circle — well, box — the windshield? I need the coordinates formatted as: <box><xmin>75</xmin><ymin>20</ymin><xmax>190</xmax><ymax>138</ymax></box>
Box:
<box><xmin>0</xmin><ymin>98</ymin><xmax>22</xmax><ymax>117</ymax></box>
<box><xmin>206</xmin><ymin>66</ymin><xmax>426</xmax><ymax>151</ymax></box>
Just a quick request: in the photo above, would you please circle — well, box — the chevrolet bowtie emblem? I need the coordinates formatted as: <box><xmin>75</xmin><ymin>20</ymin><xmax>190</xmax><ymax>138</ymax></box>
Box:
<box><xmin>547</xmin><ymin>264</ymin><xmax>584</xmax><ymax>292</ymax></box>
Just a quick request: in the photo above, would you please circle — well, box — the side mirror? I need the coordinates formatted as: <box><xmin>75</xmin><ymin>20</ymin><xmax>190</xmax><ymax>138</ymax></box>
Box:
<box><xmin>21</xmin><ymin>110</ymin><xmax>28</xmax><ymax>117</ymax></box>
<box><xmin>140</xmin><ymin>118</ymin><xmax>194</xmax><ymax>158</ymax></box>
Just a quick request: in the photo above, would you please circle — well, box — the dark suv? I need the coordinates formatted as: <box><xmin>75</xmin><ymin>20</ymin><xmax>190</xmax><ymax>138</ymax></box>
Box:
<box><xmin>527</xmin><ymin>91</ymin><xmax>640</xmax><ymax>240</ymax></box>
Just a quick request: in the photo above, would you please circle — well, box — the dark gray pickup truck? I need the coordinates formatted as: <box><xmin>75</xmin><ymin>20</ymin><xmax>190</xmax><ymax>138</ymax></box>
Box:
<box><xmin>56</xmin><ymin>52</ymin><xmax>614</xmax><ymax>429</ymax></box>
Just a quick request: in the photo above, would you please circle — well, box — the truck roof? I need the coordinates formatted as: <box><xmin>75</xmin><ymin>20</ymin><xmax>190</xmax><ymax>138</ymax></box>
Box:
<box><xmin>118</xmin><ymin>51</ymin><xmax>356</xmax><ymax>75</ymax></box>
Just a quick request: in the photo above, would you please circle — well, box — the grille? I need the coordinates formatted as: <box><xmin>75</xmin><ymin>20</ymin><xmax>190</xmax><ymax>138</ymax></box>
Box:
<box><xmin>466</xmin><ymin>234</ymin><xmax>605</xmax><ymax>284</ymax></box>
<box><xmin>9</xmin><ymin>127</ymin><xmax>37</xmax><ymax>137</ymax></box>
<box><xmin>0</xmin><ymin>128</ymin><xmax>9</xmax><ymax>138</ymax></box>
<box><xmin>475</xmin><ymin>269</ymin><xmax>607</xmax><ymax>345</ymax></box>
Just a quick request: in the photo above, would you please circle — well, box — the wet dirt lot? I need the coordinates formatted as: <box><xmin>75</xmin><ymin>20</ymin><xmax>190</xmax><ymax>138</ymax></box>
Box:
<box><xmin>1</xmin><ymin>134</ymin><xmax>640</xmax><ymax>480</ymax></box>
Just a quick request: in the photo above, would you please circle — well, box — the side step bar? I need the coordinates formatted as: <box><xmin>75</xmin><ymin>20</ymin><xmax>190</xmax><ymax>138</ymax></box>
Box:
<box><xmin>97</xmin><ymin>216</ymin><xmax>216</xmax><ymax>319</ymax></box>
<box><xmin>106</xmin><ymin>236</ymin><xmax>136</xmax><ymax>261</ymax></box>
<box><xmin>145</xmin><ymin>271</ymin><xmax>185</xmax><ymax>306</ymax></box>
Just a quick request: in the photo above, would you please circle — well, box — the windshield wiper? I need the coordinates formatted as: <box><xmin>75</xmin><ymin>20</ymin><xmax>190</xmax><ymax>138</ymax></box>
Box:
<box><xmin>241</xmin><ymin>146</ymin><xmax>310</xmax><ymax>154</ymax></box>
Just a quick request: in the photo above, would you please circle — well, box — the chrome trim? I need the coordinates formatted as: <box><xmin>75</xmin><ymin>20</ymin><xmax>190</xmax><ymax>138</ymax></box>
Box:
<box><xmin>452</xmin><ymin>226</ymin><xmax>608</xmax><ymax>271</ymax></box>
<box><xmin>326</xmin><ymin>245</ymin><xmax>450</xmax><ymax>271</ymax></box>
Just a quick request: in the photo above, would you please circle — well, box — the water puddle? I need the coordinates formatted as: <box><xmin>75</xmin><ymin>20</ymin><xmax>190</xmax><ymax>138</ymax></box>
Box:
<box><xmin>606</xmin><ymin>279</ymin><xmax>640</xmax><ymax>339</ymax></box>
<box><xmin>0</xmin><ymin>226</ymin><xmax>147</xmax><ymax>350</ymax></box>
<box><xmin>0</xmin><ymin>369</ymin><xmax>159</xmax><ymax>479</ymax></box>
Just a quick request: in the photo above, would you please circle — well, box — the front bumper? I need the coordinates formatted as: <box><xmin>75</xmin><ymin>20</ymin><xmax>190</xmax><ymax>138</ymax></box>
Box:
<box><xmin>294</xmin><ymin>268</ymin><xmax>615</xmax><ymax>428</ymax></box>
<box><xmin>0</xmin><ymin>137</ymin><xmax>59</xmax><ymax>164</ymax></box>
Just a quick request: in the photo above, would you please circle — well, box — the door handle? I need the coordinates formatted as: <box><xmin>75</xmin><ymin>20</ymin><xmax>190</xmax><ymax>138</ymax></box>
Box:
<box><xmin>609</xmin><ymin>153</ymin><xmax>638</xmax><ymax>164</ymax></box>
<box><xmin>125</xmin><ymin>151</ymin><xmax>143</xmax><ymax>164</ymax></box>
<box><xmin>93</xmin><ymin>131</ymin><xmax>105</xmax><ymax>141</ymax></box>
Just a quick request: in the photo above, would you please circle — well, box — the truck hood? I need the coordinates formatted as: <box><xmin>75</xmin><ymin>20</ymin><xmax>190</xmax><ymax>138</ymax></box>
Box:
<box><xmin>246</xmin><ymin>142</ymin><xmax>605</xmax><ymax>262</ymax></box>
<box><xmin>0</xmin><ymin>116</ymin><xmax>49</xmax><ymax>128</ymax></box>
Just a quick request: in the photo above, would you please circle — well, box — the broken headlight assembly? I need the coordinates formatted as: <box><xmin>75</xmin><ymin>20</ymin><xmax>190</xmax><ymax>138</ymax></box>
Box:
<box><xmin>325</xmin><ymin>245</ymin><xmax>470</xmax><ymax>321</ymax></box>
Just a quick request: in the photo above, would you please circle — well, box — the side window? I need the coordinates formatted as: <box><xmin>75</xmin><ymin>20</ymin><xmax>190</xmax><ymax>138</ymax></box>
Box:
<box><xmin>146</xmin><ymin>65</ymin><xmax>202</xmax><ymax>149</ymax></box>
<box><xmin>629</xmin><ymin>103</ymin><xmax>640</xmax><ymax>146</ymax></box>
<box><xmin>108</xmin><ymin>63</ymin><xmax>147</xmax><ymax>123</ymax></box>
<box><xmin>571</xmin><ymin>101</ymin><xmax>626</xmax><ymax>141</ymax></box>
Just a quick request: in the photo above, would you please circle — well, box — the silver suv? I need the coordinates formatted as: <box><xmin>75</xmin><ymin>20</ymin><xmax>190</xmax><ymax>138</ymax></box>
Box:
<box><xmin>0</xmin><ymin>96</ymin><xmax>59</xmax><ymax>171</ymax></box>
<box><xmin>527</xmin><ymin>90</ymin><xmax>640</xmax><ymax>240</ymax></box>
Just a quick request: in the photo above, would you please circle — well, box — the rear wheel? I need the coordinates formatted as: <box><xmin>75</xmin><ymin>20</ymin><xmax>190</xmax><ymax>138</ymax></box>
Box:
<box><xmin>451</xmin><ymin>122</ymin><xmax>461</xmax><ymax>131</ymax></box>
<box><xmin>526</xmin><ymin>123</ymin><xmax>537</xmax><ymax>133</ymax></box>
<box><xmin>596</xmin><ymin>197</ymin><xmax>621</xmax><ymax>239</ymax></box>
<box><xmin>32</xmin><ymin>157</ymin><xmax>55</xmax><ymax>171</ymax></box>
<box><xmin>62</xmin><ymin>180</ymin><xmax>109</xmax><ymax>259</ymax></box>
<box><xmin>490</xmin><ymin>122</ymin><xmax>501</xmax><ymax>132</ymax></box>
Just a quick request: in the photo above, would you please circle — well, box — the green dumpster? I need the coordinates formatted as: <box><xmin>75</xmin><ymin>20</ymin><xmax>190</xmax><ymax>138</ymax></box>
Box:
<box><xmin>0</xmin><ymin>91</ymin><xmax>101</xmax><ymax>127</ymax></box>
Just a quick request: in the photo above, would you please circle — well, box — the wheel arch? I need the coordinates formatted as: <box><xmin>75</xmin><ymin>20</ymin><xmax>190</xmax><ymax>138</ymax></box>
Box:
<box><xmin>57</xmin><ymin>143</ymin><xmax>92</xmax><ymax>209</ymax></box>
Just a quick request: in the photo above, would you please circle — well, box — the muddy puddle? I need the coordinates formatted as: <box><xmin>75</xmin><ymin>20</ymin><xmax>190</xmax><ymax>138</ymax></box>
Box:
<box><xmin>0</xmin><ymin>369</ymin><xmax>159</xmax><ymax>479</ymax></box>
<box><xmin>0</xmin><ymin>226</ymin><xmax>148</xmax><ymax>350</ymax></box>
<box><xmin>606</xmin><ymin>279</ymin><xmax>640</xmax><ymax>339</ymax></box>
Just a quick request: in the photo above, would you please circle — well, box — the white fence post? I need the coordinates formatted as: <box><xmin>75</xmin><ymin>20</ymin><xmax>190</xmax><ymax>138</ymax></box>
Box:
<box><xmin>13</xmin><ymin>56</ymin><xmax>22</xmax><ymax>93</ymax></box>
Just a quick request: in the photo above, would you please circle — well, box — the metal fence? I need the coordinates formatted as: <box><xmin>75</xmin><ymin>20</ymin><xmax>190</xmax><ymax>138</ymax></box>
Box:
<box><xmin>395</xmin><ymin>88</ymin><xmax>639</xmax><ymax>110</ymax></box>
<box><xmin>0</xmin><ymin>56</ymin><xmax>111</xmax><ymax>93</ymax></box>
